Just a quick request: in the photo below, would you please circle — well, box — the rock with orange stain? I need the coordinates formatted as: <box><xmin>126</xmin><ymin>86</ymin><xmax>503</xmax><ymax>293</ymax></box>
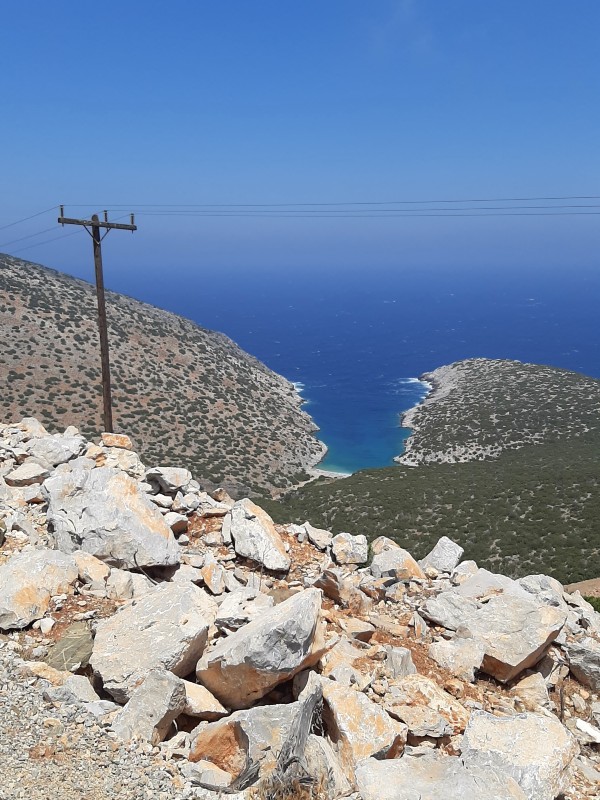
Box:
<box><xmin>196</xmin><ymin>588</ymin><xmax>330</xmax><ymax>709</ymax></box>
<box><xmin>182</xmin><ymin>680</ymin><xmax>228</xmax><ymax>720</ymax></box>
<box><xmin>385</xmin><ymin>673</ymin><xmax>470</xmax><ymax>735</ymax></box>
<box><xmin>90</xmin><ymin>582</ymin><xmax>218</xmax><ymax>702</ymax></box>
<box><xmin>321</xmin><ymin>679</ymin><xmax>407</xmax><ymax>776</ymax></box>
<box><xmin>101</xmin><ymin>432</ymin><xmax>133</xmax><ymax>450</ymax></box>
<box><xmin>228</xmin><ymin>499</ymin><xmax>290</xmax><ymax>572</ymax></box>
<box><xmin>370</xmin><ymin>547</ymin><xmax>425</xmax><ymax>582</ymax></box>
<box><xmin>0</xmin><ymin>548</ymin><xmax>78</xmax><ymax>630</ymax></box>
<box><xmin>43</xmin><ymin>465</ymin><xmax>180</xmax><ymax>568</ymax></box>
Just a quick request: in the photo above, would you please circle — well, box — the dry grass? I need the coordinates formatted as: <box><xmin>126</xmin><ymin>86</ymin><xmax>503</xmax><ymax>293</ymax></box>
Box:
<box><xmin>247</xmin><ymin>772</ymin><xmax>330</xmax><ymax>800</ymax></box>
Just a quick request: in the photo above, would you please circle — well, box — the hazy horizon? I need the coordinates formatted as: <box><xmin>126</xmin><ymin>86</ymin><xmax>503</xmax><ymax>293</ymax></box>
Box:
<box><xmin>1</xmin><ymin>1</ymin><xmax>599</xmax><ymax>278</ymax></box>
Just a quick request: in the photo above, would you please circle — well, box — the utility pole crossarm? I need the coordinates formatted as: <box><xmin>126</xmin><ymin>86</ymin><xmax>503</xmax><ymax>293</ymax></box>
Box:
<box><xmin>58</xmin><ymin>215</ymin><xmax>137</xmax><ymax>231</ymax></box>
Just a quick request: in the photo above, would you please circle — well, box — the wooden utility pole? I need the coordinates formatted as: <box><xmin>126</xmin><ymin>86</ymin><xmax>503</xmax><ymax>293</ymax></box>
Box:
<box><xmin>57</xmin><ymin>207</ymin><xmax>137</xmax><ymax>433</ymax></box>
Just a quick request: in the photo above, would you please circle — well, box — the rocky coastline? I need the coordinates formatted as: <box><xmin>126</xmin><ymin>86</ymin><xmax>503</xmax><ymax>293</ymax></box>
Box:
<box><xmin>1</xmin><ymin>416</ymin><xmax>600</xmax><ymax>799</ymax></box>
<box><xmin>395</xmin><ymin>358</ymin><xmax>600</xmax><ymax>467</ymax></box>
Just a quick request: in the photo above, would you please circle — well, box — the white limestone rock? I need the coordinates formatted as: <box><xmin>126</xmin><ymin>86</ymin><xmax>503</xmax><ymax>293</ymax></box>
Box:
<box><xmin>228</xmin><ymin>499</ymin><xmax>290</xmax><ymax>572</ymax></box>
<box><xmin>429</xmin><ymin>636</ymin><xmax>485</xmax><ymax>682</ymax></box>
<box><xmin>565</xmin><ymin>636</ymin><xmax>600</xmax><ymax>691</ymax></box>
<box><xmin>420</xmin><ymin>536</ymin><xmax>464</xmax><ymax>573</ymax></box>
<box><xmin>356</xmin><ymin>753</ymin><xmax>526</xmax><ymax>800</ymax></box>
<box><xmin>321</xmin><ymin>679</ymin><xmax>406</xmax><ymax>776</ymax></box>
<box><xmin>303</xmin><ymin>521</ymin><xmax>333</xmax><ymax>551</ymax></box>
<box><xmin>456</xmin><ymin>594</ymin><xmax>567</xmax><ymax>682</ymax></box>
<box><xmin>462</xmin><ymin>710</ymin><xmax>579</xmax><ymax>800</ymax></box>
<box><xmin>25</xmin><ymin>433</ymin><xmax>87</xmax><ymax>469</ymax></box>
<box><xmin>331</xmin><ymin>532</ymin><xmax>368</xmax><ymax>565</ymax></box>
<box><xmin>91</xmin><ymin>582</ymin><xmax>217</xmax><ymax>702</ymax></box>
<box><xmin>371</xmin><ymin>547</ymin><xmax>425</xmax><ymax>581</ymax></box>
<box><xmin>385</xmin><ymin>646</ymin><xmax>417</xmax><ymax>679</ymax></box>
<box><xmin>44</xmin><ymin>465</ymin><xmax>180</xmax><ymax>569</ymax></box>
<box><xmin>111</xmin><ymin>669</ymin><xmax>186</xmax><ymax>744</ymax></box>
<box><xmin>145</xmin><ymin>466</ymin><xmax>192</xmax><ymax>493</ymax></box>
<box><xmin>5</xmin><ymin>462</ymin><xmax>50</xmax><ymax>487</ymax></box>
<box><xmin>196</xmin><ymin>588</ymin><xmax>329</xmax><ymax>709</ymax></box>
<box><xmin>0</xmin><ymin>548</ymin><xmax>78</xmax><ymax>630</ymax></box>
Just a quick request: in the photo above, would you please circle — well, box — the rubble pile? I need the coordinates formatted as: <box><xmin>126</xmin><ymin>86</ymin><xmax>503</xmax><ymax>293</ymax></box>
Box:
<box><xmin>1</xmin><ymin>418</ymin><xmax>599</xmax><ymax>799</ymax></box>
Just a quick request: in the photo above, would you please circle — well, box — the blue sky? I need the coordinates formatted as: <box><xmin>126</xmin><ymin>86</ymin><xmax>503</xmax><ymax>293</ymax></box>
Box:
<box><xmin>1</xmin><ymin>1</ymin><xmax>599</xmax><ymax>277</ymax></box>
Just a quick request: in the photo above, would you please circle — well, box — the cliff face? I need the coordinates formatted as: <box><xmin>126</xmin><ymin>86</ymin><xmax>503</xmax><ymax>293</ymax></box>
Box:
<box><xmin>0</xmin><ymin>254</ymin><xmax>325</xmax><ymax>494</ymax></box>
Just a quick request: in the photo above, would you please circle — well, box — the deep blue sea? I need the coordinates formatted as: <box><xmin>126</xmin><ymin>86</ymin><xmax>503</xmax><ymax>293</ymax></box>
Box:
<box><xmin>113</xmin><ymin>266</ymin><xmax>600</xmax><ymax>474</ymax></box>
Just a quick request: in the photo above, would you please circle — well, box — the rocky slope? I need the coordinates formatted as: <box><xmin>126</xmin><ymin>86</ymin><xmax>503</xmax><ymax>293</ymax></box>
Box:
<box><xmin>1</xmin><ymin>417</ymin><xmax>600</xmax><ymax>799</ymax></box>
<box><xmin>397</xmin><ymin>358</ymin><xmax>600</xmax><ymax>466</ymax></box>
<box><xmin>0</xmin><ymin>254</ymin><xmax>325</xmax><ymax>495</ymax></box>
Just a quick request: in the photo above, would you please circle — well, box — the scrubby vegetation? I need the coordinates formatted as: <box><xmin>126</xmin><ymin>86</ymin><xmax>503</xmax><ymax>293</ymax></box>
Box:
<box><xmin>399</xmin><ymin>358</ymin><xmax>600</xmax><ymax>466</ymax></box>
<box><xmin>261</xmin><ymin>430</ymin><xmax>600</xmax><ymax>585</ymax></box>
<box><xmin>0</xmin><ymin>254</ymin><xmax>324</xmax><ymax>494</ymax></box>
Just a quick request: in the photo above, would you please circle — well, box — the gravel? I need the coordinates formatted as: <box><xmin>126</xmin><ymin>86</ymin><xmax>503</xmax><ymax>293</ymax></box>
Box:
<box><xmin>0</xmin><ymin>642</ymin><xmax>196</xmax><ymax>800</ymax></box>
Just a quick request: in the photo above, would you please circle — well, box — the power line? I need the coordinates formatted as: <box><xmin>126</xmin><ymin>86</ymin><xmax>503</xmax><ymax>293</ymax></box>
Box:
<box><xmin>134</xmin><ymin>211</ymin><xmax>600</xmax><ymax>218</ymax></box>
<box><xmin>0</xmin><ymin>206</ymin><xmax>58</xmax><ymax>232</ymax></box>
<box><xmin>0</xmin><ymin>225</ymin><xmax>58</xmax><ymax>249</ymax></box>
<box><xmin>66</xmin><ymin>194</ymin><xmax>600</xmax><ymax>207</ymax></box>
<box><xmin>9</xmin><ymin>229</ymin><xmax>83</xmax><ymax>255</ymax></box>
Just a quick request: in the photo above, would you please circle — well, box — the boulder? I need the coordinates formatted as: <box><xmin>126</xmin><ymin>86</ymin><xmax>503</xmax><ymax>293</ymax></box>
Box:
<box><xmin>421</xmin><ymin>591</ymin><xmax>480</xmax><ymax>631</ymax></box>
<box><xmin>420</xmin><ymin>536</ymin><xmax>464</xmax><ymax>573</ymax></box>
<box><xmin>106</xmin><ymin>568</ymin><xmax>134</xmax><ymax>600</ymax></box>
<box><xmin>197</xmin><ymin>588</ymin><xmax>329</xmax><ymax>709</ymax></box>
<box><xmin>385</xmin><ymin>673</ymin><xmax>470</xmax><ymax>735</ymax></box>
<box><xmin>321</xmin><ymin>679</ymin><xmax>406</xmax><ymax>775</ymax></box>
<box><xmin>0</xmin><ymin>548</ymin><xmax>78</xmax><ymax>630</ymax></box>
<box><xmin>370</xmin><ymin>536</ymin><xmax>401</xmax><ymax>556</ymax></box>
<box><xmin>455</xmin><ymin>568</ymin><xmax>530</xmax><ymax>601</ymax></box>
<box><xmin>511</xmin><ymin>672</ymin><xmax>551</xmax><ymax>711</ymax></box>
<box><xmin>182</xmin><ymin>681</ymin><xmax>228</xmax><ymax>720</ymax></box>
<box><xmin>43</xmin><ymin>674</ymin><xmax>100</xmax><ymax>706</ymax></box>
<box><xmin>91</xmin><ymin>582</ymin><xmax>217</xmax><ymax>702</ymax></box>
<box><xmin>565</xmin><ymin>636</ymin><xmax>600</xmax><ymax>691</ymax></box>
<box><xmin>101</xmin><ymin>432</ymin><xmax>133</xmax><ymax>450</ymax></box>
<box><xmin>356</xmin><ymin>753</ymin><xmax>527</xmax><ymax>800</ymax></box>
<box><xmin>25</xmin><ymin>433</ymin><xmax>87</xmax><ymax>468</ymax></box>
<box><xmin>303</xmin><ymin>735</ymin><xmax>351</xmax><ymax>798</ymax></box>
<box><xmin>5</xmin><ymin>462</ymin><xmax>49</xmax><ymax>487</ymax></box>
<box><xmin>189</xmin><ymin>703</ymin><xmax>294</xmax><ymax>778</ymax></box>
<box><xmin>44</xmin><ymin>465</ymin><xmax>180</xmax><ymax>569</ymax></box>
<box><xmin>313</xmin><ymin>568</ymin><xmax>372</xmax><ymax>613</ymax></box>
<box><xmin>112</xmin><ymin>669</ymin><xmax>186</xmax><ymax>744</ymax></box>
<box><xmin>303</xmin><ymin>521</ymin><xmax>333</xmax><ymax>551</ymax></box>
<box><xmin>227</xmin><ymin>499</ymin><xmax>290</xmax><ymax>572</ymax></box>
<box><xmin>385</xmin><ymin>646</ymin><xmax>417</xmax><ymax>680</ymax></box>
<box><xmin>429</xmin><ymin>636</ymin><xmax>485</xmax><ymax>682</ymax></box>
<box><xmin>45</xmin><ymin>621</ymin><xmax>94</xmax><ymax>671</ymax></box>
<box><xmin>73</xmin><ymin>551</ymin><xmax>110</xmax><ymax>585</ymax></box>
<box><xmin>331</xmin><ymin>532</ymin><xmax>368</xmax><ymax>565</ymax></box>
<box><xmin>371</xmin><ymin>547</ymin><xmax>425</xmax><ymax>581</ymax></box>
<box><xmin>164</xmin><ymin>511</ymin><xmax>188</xmax><ymax>535</ymax></box>
<box><xmin>462</xmin><ymin>710</ymin><xmax>578</xmax><ymax>800</ymax></box>
<box><xmin>457</xmin><ymin>594</ymin><xmax>567</xmax><ymax>682</ymax></box>
<box><xmin>146</xmin><ymin>466</ymin><xmax>192</xmax><ymax>493</ymax></box>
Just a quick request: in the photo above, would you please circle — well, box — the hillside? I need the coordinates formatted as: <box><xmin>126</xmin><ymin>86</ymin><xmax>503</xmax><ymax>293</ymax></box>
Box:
<box><xmin>398</xmin><ymin>358</ymin><xmax>600</xmax><ymax>466</ymax></box>
<box><xmin>261</xmin><ymin>359</ymin><xmax>600</xmax><ymax>584</ymax></box>
<box><xmin>0</xmin><ymin>254</ymin><xmax>325</xmax><ymax>494</ymax></box>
